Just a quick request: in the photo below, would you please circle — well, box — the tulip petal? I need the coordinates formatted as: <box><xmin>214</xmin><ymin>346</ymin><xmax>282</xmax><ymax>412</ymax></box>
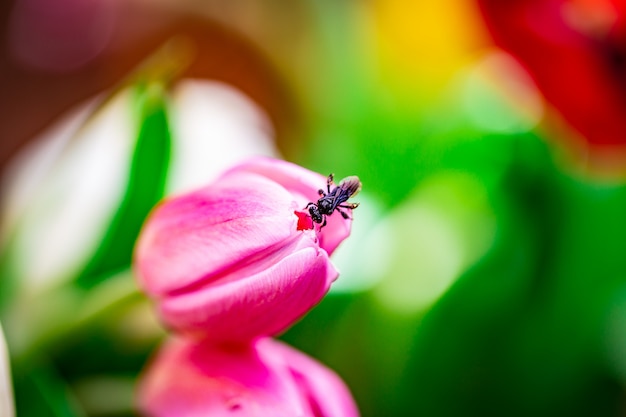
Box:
<box><xmin>159</xmin><ymin>242</ymin><xmax>337</xmax><ymax>341</ymax></box>
<box><xmin>264</xmin><ymin>339</ymin><xmax>360</xmax><ymax>417</ymax></box>
<box><xmin>137</xmin><ymin>337</ymin><xmax>359</xmax><ymax>417</ymax></box>
<box><xmin>138</xmin><ymin>337</ymin><xmax>309</xmax><ymax>417</ymax></box>
<box><xmin>227</xmin><ymin>157</ymin><xmax>353</xmax><ymax>255</ymax></box>
<box><xmin>135</xmin><ymin>171</ymin><xmax>298</xmax><ymax>296</ymax></box>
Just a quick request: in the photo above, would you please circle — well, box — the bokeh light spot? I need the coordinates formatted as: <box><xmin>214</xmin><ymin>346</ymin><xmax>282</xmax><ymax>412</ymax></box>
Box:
<box><xmin>372</xmin><ymin>171</ymin><xmax>496</xmax><ymax>315</ymax></box>
<box><xmin>461</xmin><ymin>51</ymin><xmax>544</xmax><ymax>134</ymax></box>
<box><xmin>8</xmin><ymin>0</ymin><xmax>116</xmax><ymax>72</ymax></box>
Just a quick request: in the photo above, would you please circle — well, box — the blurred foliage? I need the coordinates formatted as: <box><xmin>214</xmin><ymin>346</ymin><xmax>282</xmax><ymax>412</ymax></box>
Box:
<box><xmin>2</xmin><ymin>82</ymin><xmax>170</xmax><ymax>416</ymax></box>
<box><xmin>74</xmin><ymin>84</ymin><xmax>171</xmax><ymax>290</ymax></box>
<box><xmin>2</xmin><ymin>0</ymin><xmax>626</xmax><ymax>416</ymax></box>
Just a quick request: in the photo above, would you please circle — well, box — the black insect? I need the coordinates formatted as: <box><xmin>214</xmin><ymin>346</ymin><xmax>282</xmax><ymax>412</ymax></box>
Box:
<box><xmin>305</xmin><ymin>174</ymin><xmax>361</xmax><ymax>228</ymax></box>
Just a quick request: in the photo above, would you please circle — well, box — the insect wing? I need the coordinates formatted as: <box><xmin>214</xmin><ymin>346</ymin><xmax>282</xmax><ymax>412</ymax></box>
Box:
<box><xmin>338</xmin><ymin>176</ymin><xmax>362</xmax><ymax>198</ymax></box>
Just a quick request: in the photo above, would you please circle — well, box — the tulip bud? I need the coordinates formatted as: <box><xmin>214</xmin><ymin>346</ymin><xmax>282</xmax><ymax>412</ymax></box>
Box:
<box><xmin>134</xmin><ymin>157</ymin><xmax>354</xmax><ymax>341</ymax></box>
<box><xmin>137</xmin><ymin>336</ymin><xmax>359</xmax><ymax>417</ymax></box>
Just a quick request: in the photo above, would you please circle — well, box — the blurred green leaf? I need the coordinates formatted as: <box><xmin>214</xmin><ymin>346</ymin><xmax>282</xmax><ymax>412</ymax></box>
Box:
<box><xmin>0</xmin><ymin>247</ymin><xmax>20</xmax><ymax>312</ymax></box>
<box><xmin>9</xmin><ymin>270</ymin><xmax>143</xmax><ymax>363</ymax></box>
<box><xmin>400</xmin><ymin>134</ymin><xmax>626</xmax><ymax>417</ymax></box>
<box><xmin>14</xmin><ymin>361</ymin><xmax>85</xmax><ymax>417</ymax></box>
<box><xmin>75</xmin><ymin>83</ymin><xmax>171</xmax><ymax>289</ymax></box>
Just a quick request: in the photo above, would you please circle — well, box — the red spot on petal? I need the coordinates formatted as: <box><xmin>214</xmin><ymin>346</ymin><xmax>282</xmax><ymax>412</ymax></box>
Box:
<box><xmin>295</xmin><ymin>210</ymin><xmax>313</xmax><ymax>231</ymax></box>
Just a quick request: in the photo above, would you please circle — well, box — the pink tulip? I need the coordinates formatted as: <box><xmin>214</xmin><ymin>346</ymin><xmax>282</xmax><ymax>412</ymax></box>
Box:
<box><xmin>137</xmin><ymin>337</ymin><xmax>359</xmax><ymax>417</ymax></box>
<box><xmin>134</xmin><ymin>157</ymin><xmax>354</xmax><ymax>341</ymax></box>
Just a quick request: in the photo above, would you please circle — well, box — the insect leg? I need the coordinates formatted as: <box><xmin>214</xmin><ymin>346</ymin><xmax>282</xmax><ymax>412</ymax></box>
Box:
<box><xmin>336</xmin><ymin>207</ymin><xmax>351</xmax><ymax>220</ymax></box>
<box><xmin>318</xmin><ymin>189</ymin><xmax>326</xmax><ymax>197</ymax></box>
<box><xmin>321</xmin><ymin>216</ymin><xmax>327</xmax><ymax>228</ymax></box>
<box><xmin>339</xmin><ymin>203</ymin><xmax>360</xmax><ymax>209</ymax></box>
<box><xmin>327</xmin><ymin>174</ymin><xmax>334</xmax><ymax>194</ymax></box>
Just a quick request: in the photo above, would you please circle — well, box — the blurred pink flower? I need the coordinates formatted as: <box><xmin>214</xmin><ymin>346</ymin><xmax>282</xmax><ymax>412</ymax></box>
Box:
<box><xmin>137</xmin><ymin>337</ymin><xmax>359</xmax><ymax>417</ymax></box>
<box><xmin>134</xmin><ymin>157</ymin><xmax>353</xmax><ymax>341</ymax></box>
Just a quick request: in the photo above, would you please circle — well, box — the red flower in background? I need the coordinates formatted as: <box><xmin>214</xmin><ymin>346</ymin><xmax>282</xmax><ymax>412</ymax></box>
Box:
<box><xmin>477</xmin><ymin>0</ymin><xmax>626</xmax><ymax>154</ymax></box>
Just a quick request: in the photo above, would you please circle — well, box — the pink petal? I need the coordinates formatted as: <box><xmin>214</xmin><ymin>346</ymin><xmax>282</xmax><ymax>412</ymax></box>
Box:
<box><xmin>137</xmin><ymin>337</ymin><xmax>310</xmax><ymax>417</ymax></box>
<box><xmin>266</xmin><ymin>340</ymin><xmax>360</xmax><ymax>417</ymax></box>
<box><xmin>230</xmin><ymin>157</ymin><xmax>353</xmax><ymax>255</ymax></box>
<box><xmin>137</xmin><ymin>337</ymin><xmax>360</xmax><ymax>417</ymax></box>
<box><xmin>159</xmin><ymin>241</ymin><xmax>337</xmax><ymax>341</ymax></box>
<box><xmin>135</xmin><ymin>171</ymin><xmax>298</xmax><ymax>296</ymax></box>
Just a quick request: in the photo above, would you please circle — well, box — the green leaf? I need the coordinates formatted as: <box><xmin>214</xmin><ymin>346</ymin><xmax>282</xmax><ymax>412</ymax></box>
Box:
<box><xmin>75</xmin><ymin>83</ymin><xmax>171</xmax><ymax>289</ymax></box>
<box><xmin>13</xmin><ymin>361</ymin><xmax>85</xmax><ymax>417</ymax></box>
